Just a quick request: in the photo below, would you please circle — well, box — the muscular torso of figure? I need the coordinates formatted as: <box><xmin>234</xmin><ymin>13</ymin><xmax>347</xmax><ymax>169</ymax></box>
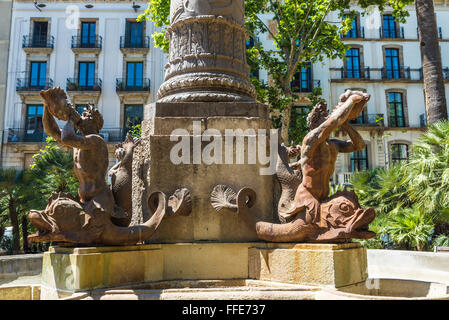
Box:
<box><xmin>72</xmin><ymin>136</ymin><xmax>109</xmax><ymax>203</ymax></box>
<box><xmin>301</xmin><ymin>140</ymin><xmax>338</xmax><ymax>201</ymax></box>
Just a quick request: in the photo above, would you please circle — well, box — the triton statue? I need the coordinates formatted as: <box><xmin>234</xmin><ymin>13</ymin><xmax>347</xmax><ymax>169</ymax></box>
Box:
<box><xmin>28</xmin><ymin>88</ymin><xmax>191</xmax><ymax>245</ymax></box>
<box><xmin>211</xmin><ymin>90</ymin><xmax>376</xmax><ymax>242</ymax></box>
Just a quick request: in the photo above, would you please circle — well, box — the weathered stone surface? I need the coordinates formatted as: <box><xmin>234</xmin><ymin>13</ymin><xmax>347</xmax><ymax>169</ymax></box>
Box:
<box><xmin>40</xmin><ymin>245</ymin><xmax>164</xmax><ymax>299</ymax></box>
<box><xmin>158</xmin><ymin>0</ymin><xmax>255</xmax><ymax>102</ymax></box>
<box><xmin>248</xmin><ymin>242</ymin><xmax>368</xmax><ymax>287</ymax></box>
<box><xmin>40</xmin><ymin>242</ymin><xmax>369</xmax><ymax>299</ymax></box>
<box><xmin>132</xmin><ymin>102</ymin><xmax>275</xmax><ymax>241</ymax></box>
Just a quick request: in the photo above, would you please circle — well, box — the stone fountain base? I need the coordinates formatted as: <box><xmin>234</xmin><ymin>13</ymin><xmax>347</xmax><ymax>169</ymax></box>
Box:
<box><xmin>40</xmin><ymin>242</ymin><xmax>367</xmax><ymax>299</ymax></box>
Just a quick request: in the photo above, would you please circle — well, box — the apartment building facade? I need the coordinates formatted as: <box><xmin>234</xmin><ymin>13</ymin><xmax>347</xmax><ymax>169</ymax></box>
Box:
<box><xmin>255</xmin><ymin>4</ymin><xmax>449</xmax><ymax>184</ymax></box>
<box><xmin>2</xmin><ymin>0</ymin><xmax>166</xmax><ymax>169</ymax></box>
<box><xmin>2</xmin><ymin>1</ymin><xmax>449</xmax><ymax>185</ymax></box>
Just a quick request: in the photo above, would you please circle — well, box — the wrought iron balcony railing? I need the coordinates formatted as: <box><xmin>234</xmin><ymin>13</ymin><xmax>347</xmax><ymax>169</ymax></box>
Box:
<box><xmin>381</xmin><ymin>66</ymin><xmax>411</xmax><ymax>80</ymax></box>
<box><xmin>120</xmin><ymin>36</ymin><xmax>150</xmax><ymax>49</ymax></box>
<box><xmin>379</xmin><ymin>26</ymin><xmax>405</xmax><ymax>39</ymax></box>
<box><xmin>350</xmin><ymin>113</ymin><xmax>384</xmax><ymax>126</ymax></box>
<box><xmin>338</xmin><ymin>67</ymin><xmax>371</xmax><ymax>79</ymax></box>
<box><xmin>66</xmin><ymin>78</ymin><xmax>102</xmax><ymax>91</ymax></box>
<box><xmin>291</xmin><ymin>79</ymin><xmax>320</xmax><ymax>93</ymax></box>
<box><xmin>331</xmin><ymin>67</ymin><xmax>442</xmax><ymax>82</ymax></box>
<box><xmin>71</xmin><ymin>35</ymin><xmax>103</xmax><ymax>49</ymax></box>
<box><xmin>342</xmin><ymin>27</ymin><xmax>365</xmax><ymax>39</ymax></box>
<box><xmin>16</xmin><ymin>78</ymin><xmax>53</xmax><ymax>91</ymax></box>
<box><xmin>98</xmin><ymin>128</ymin><xmax>131</xmax><ymax>142</ymax></box>
<box><xmin>22</xmin><ymin>35</ymin><xmax>55</xmax><ymax>48</ymax></box>
<box><xmin>116</xmin><ymin>78</ymin><xmax>150</xmax><ymax>92</ymax></box>
<box><xmin>3</xmin><ymin>128</ymin><xmax>47</xmax><ymax>143</ymax></box>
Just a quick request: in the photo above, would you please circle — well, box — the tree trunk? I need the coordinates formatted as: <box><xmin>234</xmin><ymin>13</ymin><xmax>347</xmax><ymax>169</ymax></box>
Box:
<box><xmin>21</xmin><ymin>215</ymin><xmax>29</xmax><ymax>253</ymax></box>
<box><xmin>281</xmin><ymin>102</ymin><xmax>292</xmax><ymax>144</ymax></box>
<box><xmin>8</xmin><ymin>198</ymin><xmax>20</xmax><ymax>253</ymax></box>
<box><xmin>416</xmin><ymin>0</ymin><xmax>448</xmax><ymax>124</ymax></box>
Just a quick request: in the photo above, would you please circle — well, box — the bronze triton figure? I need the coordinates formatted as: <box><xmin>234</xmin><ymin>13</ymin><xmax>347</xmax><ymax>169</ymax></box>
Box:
<box><xmin>28</xmin><ymin>88</ymin><xmax>191</xmax><ymax>245</ymax></box>
<box><xmin>212</xmin><ymin>90</ymin><xmax>376</xmax><ymax>242</ymax></box>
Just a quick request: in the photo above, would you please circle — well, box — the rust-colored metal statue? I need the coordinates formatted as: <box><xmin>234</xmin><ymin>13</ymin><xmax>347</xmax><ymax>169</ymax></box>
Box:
<box><xmin>28</xmin><ymin>88</ymin><xmax>191</xmax><ymax>245</ymax></box>
<box><xmin>211</xmin><ymin>90</ymin><xmax>376</xmax><ymax>242</ymax></box>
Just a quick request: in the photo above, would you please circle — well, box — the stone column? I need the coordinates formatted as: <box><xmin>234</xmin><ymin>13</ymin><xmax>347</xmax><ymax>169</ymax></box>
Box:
<box><xmin>133</xmin><ymin>0</ymin><xmax>275</xmax><ymax>242</ymax></box>
<box><xmin>157</xmin><ymin>0</ymin><xmax>256</xmax><ymax>102</ymax></box>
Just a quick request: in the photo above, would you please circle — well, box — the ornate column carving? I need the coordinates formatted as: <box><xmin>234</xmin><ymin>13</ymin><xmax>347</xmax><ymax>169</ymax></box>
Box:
<box><xmin>157</xmin><ymin>0</ymin><xmax>256</xmax><ymax>102</ymax></box>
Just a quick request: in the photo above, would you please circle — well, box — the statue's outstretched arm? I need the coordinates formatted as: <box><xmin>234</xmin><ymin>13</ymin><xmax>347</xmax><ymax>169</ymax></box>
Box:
<box><xmin>329</xmin><ymin>122</ymin><xmax>365</xmax><ymax>153</ymax></box>
<box><xmin>61</xmin><ymin>120</ymin><xmax>96</xmax><ymax>150</ymax></box>
<box><xmin>301</xmin><ymin>94</ymin><xmax>365</xmax><ymax>160</ymax></box>
<box><xmin>42</xmin><ymin>106</ymin><xmax>67</xmax><ymax>147</ymax></box>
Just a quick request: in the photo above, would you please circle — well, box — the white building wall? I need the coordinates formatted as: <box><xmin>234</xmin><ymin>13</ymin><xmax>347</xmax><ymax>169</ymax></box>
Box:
<box><xmin>3</xmin><ymin>0</ymin><xmax>167</xmax><ymax>168</ymax></box>
<box><xmin>3</xmin><ymin>1</ymin><xmax>449</xmax><ymax>176</ymax></box>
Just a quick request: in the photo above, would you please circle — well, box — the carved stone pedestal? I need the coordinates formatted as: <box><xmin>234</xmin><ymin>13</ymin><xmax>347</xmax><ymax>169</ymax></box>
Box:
<box><xmin>249</xmin><ymin>242</ymin><xmax>368</xmax><ymax>288</ymax></box>
<box><xmin>131</xmin><ymin>101</ymin><xmax>275</xmax><ymax>242</ymax></box>
<box><xmin>39</xmin><ymin>242</ymin><xmax>368</xmax><ymax>299</ymax></box>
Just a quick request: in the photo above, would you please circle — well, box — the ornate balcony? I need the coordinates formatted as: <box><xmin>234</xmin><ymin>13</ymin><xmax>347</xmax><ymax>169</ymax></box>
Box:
<box><xmin>66</xmin><ymin>78</ymin><xmax>102</xmax><ymax>105</ymax></box>
<box><xmin>22</xmin><ymin>35</ymin><xmax>54</xmax><ymax>54</ymax></box>
<box><xmin>116</xmin><ymin>78</ymin><xmax>151</xmax><ymax>103</ymax></box>
<box><xmin>120</xmin><ymin>36</ymin><xmax>150</xmax><ymax>54</ymax></box>
<box><xmin>66</xmin><ymin>78</ymin><xmax>102</xmax><ymax>91</ymax></box>
<box><xmin>379</xmin><ymin>26</ymin><xmax>405</xmax><ymax>39</ymax></box>
<box><xmin>291</xmin><ymin>79</ymin><xmax>320</xmax><ymax>93</ymax></box>
<box><xmin>71</xmin><ymin>35</ymin><xmax>102</xmax><ymax>54</ymax></box>
<box><xmin>350</xmin><ymin>113</ymin><xmax>384</xmax><ymax>127</ymax></box>
<box><xmin>99</xmin><ymin>128</ymin><xmax>129</xmax><ymax>143</ymax></box>
<box><xmin>116</xmin><ymin>78</ymin><xmax>150</xmax><ymax>92</ymax></box>
<box><xmin>3</xmin><ymin>128</ymin><xmax>47</xmax><ymax>143</ymax></box>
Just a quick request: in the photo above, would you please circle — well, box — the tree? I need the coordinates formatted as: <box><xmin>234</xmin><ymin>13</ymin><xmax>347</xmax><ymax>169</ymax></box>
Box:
<box><xmin>416</xmin><ymin>0</ymin><xmax>448</xmax><ymax>124</ymax></box>
<box><xmin>140</xmin><ymin>0</ymin><xmax>412</xmax><ymax>143</ymax></box>
<box><xmin>0</xmin><ymin>169</ymin><xmax>29</xmax><ymax>253</ymax></box>
<box><xmin>29</xmin><ymin>136</ymin><xmax>78</xmax><ymax>203</ymax></box>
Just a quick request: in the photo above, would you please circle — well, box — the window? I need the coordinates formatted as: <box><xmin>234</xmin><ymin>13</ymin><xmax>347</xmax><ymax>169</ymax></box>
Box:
<box><xmin>388</xmin><ymin>92</ymin><xmax>406</xmax><ymax>127</ymax></box>
<box><xmin>81</xmin><ymin>22</ymin><xmax>96</xmax><ymax>47</ymax></box>
<box><xmin>385</xmin><ymin>48</ymin><xmax>400</xmax><ymax>79</ymax></box>
<box><xmin>345</xmin><ymin>48</ymin><xmax>361</xmax><ymax>78</ymax></box>
<box><xmin>25</xmin><ymin>105</ymin><xmax>44</xmax><ymax>141</ymax></box>
<box><xmin>29</xmin><ymin>62</ymin><xmax>47</xmax><ymax>88</ymax></box>
<box><xmin>125</xmin><ymin>21</ymin><xmax>144</xmax><ymax>47</ymax></box>
<box><xmin>343</xmin><ymin>16</ymin><xmax>358</xmax><ymax>38</ymax></box>
<box><xmin>124</xmin><ymin>105</ymin><xmax>143</xmax><ymax>136</ymax></box>
<box><xmin>291</xmin><ymin>63</ymin><xmax>312</xmax><ymax>92</ymax></box>
<box><xmin>78</xmin><ymin>62</ymin><xmax>95</xmax><ymax>88</ymax></box>
<box><xmin>126</xmin><ymin>62</ymin><xmax>143</xmax><ymax>88</ymax></box>
<box><xmin>383</xmin><ymin>15</ymin><xmax>397</xmax><ymax>38</ymax></box>
<box><xmin>391</xmin><ymin>144</ymin><xmax>409</xmax><ymax>164</ymax></box>
<box><xmin>350</xmin><ymin>146</ymin><xmax>368</xmax><ymax>171</ymax></box>
<box><xmin>32</xmin><ymin>21</ymin><xmax>48</xmax><ymax>47</ymax></box>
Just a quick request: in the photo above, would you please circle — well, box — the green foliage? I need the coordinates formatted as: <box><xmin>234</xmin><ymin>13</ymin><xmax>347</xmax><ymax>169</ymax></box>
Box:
<box><xmin>432</xmin><ymin>234</ymin><xmax>449</xmax><ymax>248</ymax></box>
<box><xmin>138</xmin><ymin>0</ymin><xmax>170</xmax><ymax>51</ymax></box>
<box><xmin>140</xmin><ymin>0</ymin><xmax>412</xmax><ymax>142</ymax></box>
<box><xmin>403</xmin><ymin>121</ymin><xmax>449</xmax><ymax>220</ymax></box>
<box><xmin>384</xmin><ymin>207</ymin><xmax>434</xmax><ymax>251</ymax></box>
<box><xmin>357</xmin><ymin>214</ymin><xmax>390</xmax><ymax>249</ymax></box>
<box><xmin>29</xmin><ymin>136</ymin><xmax>78</xmax><ymax>204</ymax></box>
<box><xmin>351</xmin><ymin>121</ymin><xmax>449</xmax><ymax>251</ymax></box>
<box><xmin>128</xmin><ymin>124</ymin><xmax>142</xmax><ymax>138</ymax></box>
<box><xmin>350</xmin><ymin>166</ymin><xmax>410</xmax><ymax>215</ymax></box>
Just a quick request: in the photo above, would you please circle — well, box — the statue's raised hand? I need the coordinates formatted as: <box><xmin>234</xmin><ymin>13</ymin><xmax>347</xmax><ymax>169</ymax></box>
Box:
<box><xmin>40</xmin><ymin>87</ymin><xmax>73</xmax><ymax>121</ymax></box>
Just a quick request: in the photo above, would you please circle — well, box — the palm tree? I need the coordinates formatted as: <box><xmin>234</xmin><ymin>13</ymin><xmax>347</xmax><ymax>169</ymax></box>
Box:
<box><xmin>29</xmin><ymin>137</ymin><xmax>78</xmax><ymax>200</ymax></box>
<box><xmin>416</xmin><ymin>0</ymin><xmax>448</xmax><ymax>123</ymax></box>
<box><xmin>0</xmin><ymin>169</ymin><xmax>27</xmax><ymax>253</ymax></box>
<box><xmin>405</xmin><ymin>121</ymin><xmax>449</xmax><ymax>220</ymax></box>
